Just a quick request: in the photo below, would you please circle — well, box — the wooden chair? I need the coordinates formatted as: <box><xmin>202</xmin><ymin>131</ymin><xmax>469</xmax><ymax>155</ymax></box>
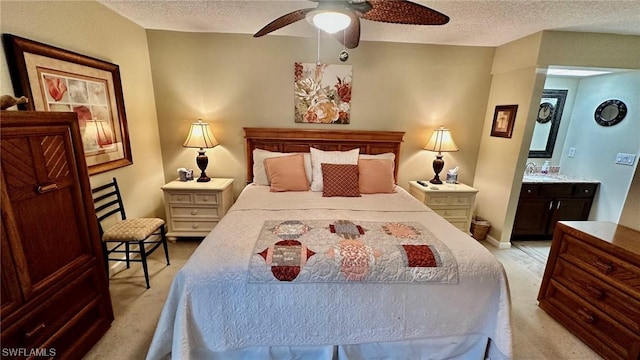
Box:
<box><xmin>92</xmin><ymin>177</ymin><xmax>170</xmax><ymax>288</ymax></box>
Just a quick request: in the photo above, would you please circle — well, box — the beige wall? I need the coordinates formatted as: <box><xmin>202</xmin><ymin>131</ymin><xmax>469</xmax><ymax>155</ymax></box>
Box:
<box><xmin>146</xmin><ymin>31</ymin><xmax>496</xmax><ymax>197</ymax></box>
<box><xmin>1</xmin><ymin>1</ymin><xmax>166</xmax><ymax>219</ymax></box>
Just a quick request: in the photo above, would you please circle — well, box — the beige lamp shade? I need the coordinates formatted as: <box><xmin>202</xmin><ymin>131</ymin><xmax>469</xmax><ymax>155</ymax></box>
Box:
<box><xmin>423</xmin><ymin>126</ymin><xmax>458</xmax><ymax>184</ymax></box>
<box><xmin>182</xmin><ymin>120</ymin><xmax>218</xmax><ymax>149</ymax></box>
<box><xmin>423</xmin><ymin>126</ymin><xmax>458</xmax><ymax>154</ymax></box>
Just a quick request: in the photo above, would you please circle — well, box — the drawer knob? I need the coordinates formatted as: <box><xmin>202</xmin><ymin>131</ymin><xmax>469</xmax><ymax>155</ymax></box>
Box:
<box><xmin>576</xmin><ymin>308</ymin><xmax>595</xmax><ymax>324</ymax></box>
<box><xmin>191</xmin><ymin>210</ymin><xmax>198</xmax><ymax>215</ymax></box>
<box><xmin>202</xmin><ymin>197</ymin><xmax>209</xmax><ymax>202</ymax></box>
<box><xmin>527</xmin><ymin>189</ymin><xmax>532</xmax><ymax>194</ymax></box>
<box><xmin>584</xmin><ymin>284</ymin><xmax>604</xmax><ymax>299</ymax></box>
<box><xmin>593</xmin><ymin>259</ymin><xmax>613</xmax><ymax>274</ymax></box>
<box><xmin>192</xmin><ymin>223</ymin><xmax>199</xmax><ymax>229</ymax></box>
<box><xmin>25</xmin><ymin>322</ymin><xmax>46</xmax><ymax>338</ymax></box>
<box><xmin>178</xmin><ymin>196</ymin><xmax>186</xmax><ymax>201</ymax></box>
<box><xmin>584</xmin><ymin>189</ymin><xmax>589</xmax><ymax>193</ymax></box>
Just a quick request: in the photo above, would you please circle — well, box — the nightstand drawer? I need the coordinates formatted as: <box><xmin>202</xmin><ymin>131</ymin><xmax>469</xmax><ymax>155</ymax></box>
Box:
<box><xmin>425</xmin><ymin>195</ymin><xmax>449</xmax><ymax>206</ymax></box>
<box><xmin>171</xmin><ymin>219</ymin><xmax>218</xmax><ymax>232</ymax></box>
<box><xmin>167</xmin><ymin>192</ymin><xmax>193</xmax><ymax>204</ymax></box>
<box><xmin>170</xmin><ymin>206</ymin><xmax>220</xmax><ymax>219</ymax></box>
<box><xmin>194</xmin><ymin>193</ymin><xmax>219</xmax><ymax>205</ymax></box>
<box><xmin>433</xmin><ymin>208</ymin><xmax>469</xmax><ymax>218</ymax></box>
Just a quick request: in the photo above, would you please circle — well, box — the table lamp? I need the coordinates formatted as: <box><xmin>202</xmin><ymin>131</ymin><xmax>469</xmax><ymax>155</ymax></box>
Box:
<box><xmin>423</xmin><ymin>126</ymin><xmax>458</xmax><ymax>184</ymax></box>
<box><xmin>183</xmin><ymin>119</ymin><xmax>218</xmax><ymax>182</ymax></box>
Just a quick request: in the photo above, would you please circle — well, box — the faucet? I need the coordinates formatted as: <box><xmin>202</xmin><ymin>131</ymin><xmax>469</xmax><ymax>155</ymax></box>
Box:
<box><xmin>525</xmin><ymin>162</ymin><xmax>537</xmax><ymax>175</ymax></box>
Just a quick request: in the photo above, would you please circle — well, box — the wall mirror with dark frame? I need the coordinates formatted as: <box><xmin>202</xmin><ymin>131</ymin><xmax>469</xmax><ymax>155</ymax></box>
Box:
<box><xmin>529</xmin><ymin>89</ymin><xmax>568</xmax><ymax>158</ymax></box>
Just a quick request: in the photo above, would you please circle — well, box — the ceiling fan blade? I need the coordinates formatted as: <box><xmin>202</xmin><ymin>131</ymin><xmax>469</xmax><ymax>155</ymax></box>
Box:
<box><xmin>332</xmin><ymin>14</ymin><xmax>361</xmax><ymax>49</ymax></box>
<box><xmin>254</xmin><ymin>8</ymin><xmax>315</xmax><ymax>37</ymax></box>
<box><xmin>362</xmin><ymin>0</ymin><xmax>449</xmax><ymax>25</ymax></box>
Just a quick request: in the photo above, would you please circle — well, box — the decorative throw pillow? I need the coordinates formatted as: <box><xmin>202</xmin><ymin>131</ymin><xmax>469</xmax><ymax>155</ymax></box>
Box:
<box><xmin>310</xmin><ymin>147</ymin><xmax>360</xmax><ymax>192</ymax></box>
<box><xmin>264</xmin><ymin>154</ymin><xmax>310</xmax><ymax>192</ymax></box>
<box><xmin>359</xmin><ymin>159</ymin><xmax>395</xmax><ymax>194</ymax></box>
<box><xmin>252</xmin><ymin>149</ymin><xmax>312</xmax><ymax>185</ymax></box>
<box><xmin>321</xmin><ymin>163</ymin><xmax>361</xmax><ymax>197</ymax></box>
<box><xmin>359</xmin><ymin>152</ymin><xmax>396</xmax><ymax>163</ymax></box>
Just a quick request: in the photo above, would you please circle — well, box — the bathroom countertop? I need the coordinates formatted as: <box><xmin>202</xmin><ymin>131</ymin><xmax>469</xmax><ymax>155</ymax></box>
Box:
<box><xmin>522</xmin><ymin>174</ymin><xmax>600</xmax><ymax>183</ymax></box>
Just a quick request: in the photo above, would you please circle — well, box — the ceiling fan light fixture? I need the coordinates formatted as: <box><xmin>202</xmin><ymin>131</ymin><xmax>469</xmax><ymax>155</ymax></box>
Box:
<box><xmin>308</xmin><ymin>11</ymin><xmax>351</xmax><ymax>34</ymax></box>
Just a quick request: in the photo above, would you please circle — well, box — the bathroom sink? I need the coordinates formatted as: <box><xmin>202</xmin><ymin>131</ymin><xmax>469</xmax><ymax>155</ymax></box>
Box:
<box><xmin>523</xmin><ymin>175</ymin><xmax>558</xmax><ymax>182</ymax></box>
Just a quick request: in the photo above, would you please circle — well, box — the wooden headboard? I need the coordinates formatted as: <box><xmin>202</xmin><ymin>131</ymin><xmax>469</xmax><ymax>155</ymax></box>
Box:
<box><xmin>244</xmin><ymin>127</ymin><xmax>405</xmax><ymax>184</ymax></box>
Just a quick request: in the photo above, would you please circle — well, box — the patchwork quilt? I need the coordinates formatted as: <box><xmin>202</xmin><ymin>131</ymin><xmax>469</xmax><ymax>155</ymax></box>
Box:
<box><xmin>248</xmin><ymin>220</ymin><xmax>458</xmax><ymax>283</ymax></box>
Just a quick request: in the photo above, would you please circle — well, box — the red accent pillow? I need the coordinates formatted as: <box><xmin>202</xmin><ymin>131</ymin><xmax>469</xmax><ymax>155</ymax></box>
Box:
<box><xmin>321</xmin><ymin>163</ymin><xmax>361</xmax><ymax>197</ymax></box>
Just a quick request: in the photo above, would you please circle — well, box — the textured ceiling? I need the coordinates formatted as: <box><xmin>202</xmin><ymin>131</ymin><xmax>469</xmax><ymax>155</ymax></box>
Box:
<box><xmin>98</xmin><ymin>0</ymin><xmax>640</xmax><ymax>47</ymax></box>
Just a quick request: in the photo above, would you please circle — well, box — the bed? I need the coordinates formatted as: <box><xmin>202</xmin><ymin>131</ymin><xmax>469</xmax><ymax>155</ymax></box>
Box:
<box><xmin>146</xmin><ymin>128</ymin><xmax>512</xmax><ymax>360</ymax></box>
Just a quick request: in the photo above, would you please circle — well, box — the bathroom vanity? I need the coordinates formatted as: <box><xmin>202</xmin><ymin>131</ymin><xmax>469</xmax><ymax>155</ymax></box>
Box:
<box><xmin>512</xmin><ymin>175</ymin><xmax>599</xmax><ymax>240</ymax></box>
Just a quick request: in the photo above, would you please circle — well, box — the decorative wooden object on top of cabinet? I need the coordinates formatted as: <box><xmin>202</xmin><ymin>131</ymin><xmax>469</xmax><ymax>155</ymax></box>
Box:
<box><xmin>1</xmin><ymin>111</ymin><xmax>114</xmax><ymax>359</ymax></box>
<box><xmin>512</xmin><ymin>182</ymin><xmax>598</xmax><ymax>240</ymax></box>
<box><xmin>161</xmin><ymin>178</ymin><xmax>234</xmax><ymax>239</ymax></box>
<box><xmin>538</xmin><ymin>221</ymin><xmax>640</xmax><ymax>360</ymax></box>
<box><xmin>408</xmin><ymin>181</ymin><xmax>478</xmax><ymax>233</ymax></box>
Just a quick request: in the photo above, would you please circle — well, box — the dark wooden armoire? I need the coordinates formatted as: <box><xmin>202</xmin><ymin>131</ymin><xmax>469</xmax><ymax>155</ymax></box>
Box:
<box><xmin>1</xmin><ymin>111</ymin><xmax>113</xmax><ymax>359</ymax></box>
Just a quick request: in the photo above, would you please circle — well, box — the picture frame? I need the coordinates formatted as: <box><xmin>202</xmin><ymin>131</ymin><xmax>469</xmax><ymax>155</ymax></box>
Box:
<box><xmin>490</xmin><ymin>104</ymin><xmax>518</xmax><ymax>138</ymax></box>
<box><xmin>2</xmin><ymin>34</ymin><xmax>133</xmax><ymax>175</ymax></box>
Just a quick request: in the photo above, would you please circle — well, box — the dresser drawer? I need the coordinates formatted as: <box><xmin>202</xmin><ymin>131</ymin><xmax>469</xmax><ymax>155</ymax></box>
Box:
<box><xmin>541</xmin><ymin>280</ymin><xmax>640</xmax><ymax>360</ymax></box>
<box><xmin>171</xmin><ymin>219</ymin><xmax>218</xmax><ymax>232</ymax></box>
<box><xmin>2</xmin><ymin>266</ymin><xmax>100</xmax><ymax>349</ymax></box>
<box><xmin>425</xmin><ymin>195</ymin><xmax>449</xmax><ymax>206</ymax></box>
<box><xmin>433</xmin><ymin>208</ymin><xmax>469</xmax><ymax>218</ymax></box>
<box><xmin>170</xmin><ymin>206</ymin><xmax>220</xmax><ymax>219</ymax></box>
<box><xmin>560</xmin><ymin>234</ymin><xmax>640</xmax><ymax>297</ymax></box>
<box><xmin>194</xmin><ymin>192</ymin><xmax>219</xmax><ymax>205</ymax></box>
<box><xmin>554</xmin><ymin>259</ymin><xmax>640</xmax><ymax>333</ymax></box>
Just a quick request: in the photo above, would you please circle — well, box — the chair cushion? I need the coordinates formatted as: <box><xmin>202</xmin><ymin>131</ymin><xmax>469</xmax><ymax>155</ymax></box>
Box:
<box><xmin>102</xmin><ymin>218</ymin><xmax>165</xmax><ymax>241</ymax></box>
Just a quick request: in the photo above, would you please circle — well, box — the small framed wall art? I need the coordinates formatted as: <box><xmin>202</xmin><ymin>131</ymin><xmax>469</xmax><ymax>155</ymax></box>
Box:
<box><xmin>2</xmin><ymin>34</ymin><xmax>133</xmax><ymax>175</ymax></box>
<box><xmin>490</xmin><ymin>104</ymin><xmax>518</xmax><ymax>138</ymax></box>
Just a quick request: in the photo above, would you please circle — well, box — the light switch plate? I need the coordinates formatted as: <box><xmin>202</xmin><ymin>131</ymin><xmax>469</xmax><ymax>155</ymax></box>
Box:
<box><xmin>568</xmin><ymin>147</ymin><xmax>576</xmax><ymax>157</ymax></box>
<box><xmin>615</xmin><ymin>153</ymin><xmax>636</xmax><ymax>166</ymax></box>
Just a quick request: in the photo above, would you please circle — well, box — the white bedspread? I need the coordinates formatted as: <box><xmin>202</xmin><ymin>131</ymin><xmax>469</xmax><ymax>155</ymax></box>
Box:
<box><xmin>147</xmin><ymin>185</ymin><xmax>512</xmax><ymax>359</ymax></box>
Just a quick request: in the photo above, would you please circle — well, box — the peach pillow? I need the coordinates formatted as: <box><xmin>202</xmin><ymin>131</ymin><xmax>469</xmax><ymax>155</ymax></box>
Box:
<box><xmin>264</xmin><ymin>154</ymin><xmax>309</xmax><ymax>192</ymax></box>
<box><xmin>358</xmin><ymin>159</ymin><xmax>395</xmax><ymax>194</ymax></box>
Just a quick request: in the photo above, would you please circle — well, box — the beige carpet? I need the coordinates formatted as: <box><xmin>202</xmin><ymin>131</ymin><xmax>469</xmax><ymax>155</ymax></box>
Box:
<box><xmin>84</xmin><ymin>239</ymin><xmax>602</xmax><ymax>359</ymax></box>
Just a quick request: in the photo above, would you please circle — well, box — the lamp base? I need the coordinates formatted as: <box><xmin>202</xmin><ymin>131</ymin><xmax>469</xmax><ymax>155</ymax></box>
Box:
<box><xmin>430</xmin><ymin>154</ymin><xmax>445</xmax><ymax>184</ymax></box>
<box><xmin>196</xmin><ymin>149</ymin><xmax>211</xmax><ymax>183</ymax></box>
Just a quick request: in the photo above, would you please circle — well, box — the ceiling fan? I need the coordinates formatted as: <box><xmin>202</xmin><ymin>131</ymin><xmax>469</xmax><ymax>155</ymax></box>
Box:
<box><xmin>253</xmin><ymin>0</ymin><xmax>449</xmax><ymax>49</ymax></box>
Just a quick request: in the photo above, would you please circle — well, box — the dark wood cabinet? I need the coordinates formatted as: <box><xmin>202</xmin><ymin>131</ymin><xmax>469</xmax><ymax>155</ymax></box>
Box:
<box><xmin>538</xmin><ymin>221</ymin><xmax>640</xmax><ymax>360</ymax></box>
<box><xmin>512</xmin><ymin>182</ymin><xmax>598</xmax><ymax>240</ymax></box>
<box><xmin>1</xmin><ymin>111</ymin><xmax>113</xmax><ymax>359</ymax></box>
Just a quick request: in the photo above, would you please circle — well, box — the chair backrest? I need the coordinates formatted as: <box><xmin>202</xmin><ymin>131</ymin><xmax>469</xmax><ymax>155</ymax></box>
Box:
<box><xmin>92</xmin><ymin>177</ymin><xmax>127</xmax><ymax>236</ymax></box>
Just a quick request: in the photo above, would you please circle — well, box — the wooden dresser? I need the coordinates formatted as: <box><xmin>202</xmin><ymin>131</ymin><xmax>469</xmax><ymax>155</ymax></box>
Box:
<box><xmin>1</xmin><ymin>111</ymin><xmax>113</xmax><ymax>359</ymax></box>
<box><xmin>538</xmin><ymin>221</ymin><xmax>640</xmax><ymax>359</ymax></box>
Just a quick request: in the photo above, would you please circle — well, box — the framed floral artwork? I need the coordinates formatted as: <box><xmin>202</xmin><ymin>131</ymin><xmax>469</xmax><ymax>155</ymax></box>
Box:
<box><xmin>3</xmin><ymin>34</ymin><xmax>133</xmax><ymax>175</ymax></box>
<box><xmin>294</xmin><ymin>62</ymin><xmax>352</xmax><ymax>124</ymax></box>
<box><xmin>490</xmin><ymin>104</ymin><xmax>518</xmax><ymax>138</ymax></box>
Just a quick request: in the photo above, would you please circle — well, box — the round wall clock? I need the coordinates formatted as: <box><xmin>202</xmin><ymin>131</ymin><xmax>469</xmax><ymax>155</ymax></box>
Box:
<box><xmin>537</xmin><ymin>102</ymin><xmax>555</xmax><ymax>123</ymax></box>
<box><xmin>594</xmin><ymin>99</ymin><xmax>627</xmax><ymax>127</ymax></box>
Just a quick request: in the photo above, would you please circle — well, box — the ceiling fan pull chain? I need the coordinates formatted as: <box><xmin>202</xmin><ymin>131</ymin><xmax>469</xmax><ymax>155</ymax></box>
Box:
<box><xmin>339</xmin><ymin>29</ymin><xmax>349</xmax><ymax>62</ymax></box>
<box><xmin>317</xmin><ymin>28</ymin><xmax>321</xmax><ymax>65</ymax></box>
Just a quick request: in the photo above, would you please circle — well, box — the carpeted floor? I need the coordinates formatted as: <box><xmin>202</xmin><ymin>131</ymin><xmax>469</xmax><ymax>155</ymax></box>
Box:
<box><xmin>83</xmin><ymin>239</ymin><xmax>602</xmax><ymax>359</ymax></box>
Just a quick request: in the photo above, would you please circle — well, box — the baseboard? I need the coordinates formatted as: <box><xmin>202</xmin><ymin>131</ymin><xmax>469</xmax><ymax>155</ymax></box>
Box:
<box><xmin>485</xmin><ymin>234</ymin><xmax>512</xmax><ymax>249</ymax></box>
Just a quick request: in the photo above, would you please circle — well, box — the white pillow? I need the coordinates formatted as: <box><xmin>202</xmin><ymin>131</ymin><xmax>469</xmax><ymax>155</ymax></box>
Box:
<box><xmin>253</xmin><ymin>149</ymin><xmax>312</xmax><ymax>185</ymax></box>
<box><xmin>309</xmin><ymin>147</ymin><xmax>360</xmax><ymax>192</ymax></box>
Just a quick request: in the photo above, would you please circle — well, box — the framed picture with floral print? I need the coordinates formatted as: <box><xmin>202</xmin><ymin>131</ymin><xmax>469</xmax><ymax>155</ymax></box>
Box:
<box><xmin>3</xmin><ymin>34</ymin><xmax>133</xmax><ymax>175</ymax></box>
<box><xmin>294</xmin><ymin>62</ymin><xmax>352</xmax><ymax>124</ymax></box>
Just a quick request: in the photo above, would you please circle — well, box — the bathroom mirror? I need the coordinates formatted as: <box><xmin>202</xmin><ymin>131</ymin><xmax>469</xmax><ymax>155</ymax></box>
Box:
<box><xmin>529</xmin><ymin>89</ymin><xmax>568</xmax><ymax>158</ymax></box>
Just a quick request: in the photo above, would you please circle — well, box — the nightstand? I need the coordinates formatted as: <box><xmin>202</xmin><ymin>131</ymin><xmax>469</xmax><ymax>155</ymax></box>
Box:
<box><xmin>161</xmin><ymin>178</ymin><xmax>234</xmax><ymax>239</ymax></box>
<box><xmin>408</xmin><ymin>181</ymin><xmax>478</xmax><ymax>233</ymax></box>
